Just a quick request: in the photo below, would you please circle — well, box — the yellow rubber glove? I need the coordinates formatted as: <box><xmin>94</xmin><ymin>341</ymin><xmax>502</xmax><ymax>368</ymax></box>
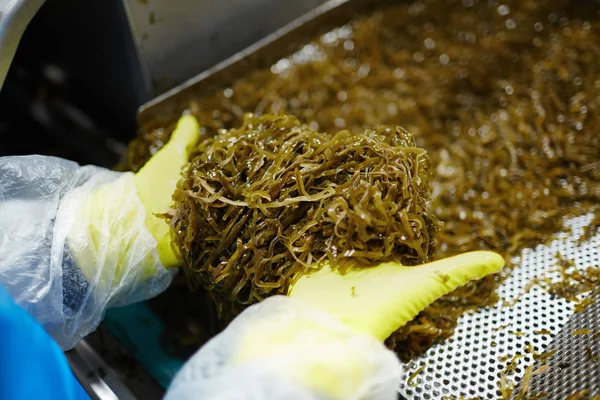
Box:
<box><xmin>133</xmin><ymin>115</ymin><xmax>200</xmax><ymax>268</ymax></box>
<box><xmin>165</xmin><ymin>295</ymin><xmax>404</xmax><ymax>400</ymax></box>
<box><xmin>65</xmin><ymin>115</ymin><xmax>200</xmax><ymax>293</ymax></box>
<box><xmin>289</xmin><ymin>251</ymin><xmax>504</xmax><ymax>340</ymax></box>
<box><xmin>62</xmin><ymin>112</ymin><xmax>503</xmax><ymax>398</ymax></box>
<box><xmin>228</xmin><ymin>251</ymin><xmax>503</xmax><ymax>399</ymax></box>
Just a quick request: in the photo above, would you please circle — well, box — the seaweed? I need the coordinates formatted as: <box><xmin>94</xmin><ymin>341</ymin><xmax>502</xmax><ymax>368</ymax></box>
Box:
<box><xmin>125</xmin><ymin>0</ymin><xmax>600</xmax><ymax>360</ymax></box>
<box><xmin>168</xmin><ymin>113</ymin><xmax>439</xmax><ymax>315</ymax></box>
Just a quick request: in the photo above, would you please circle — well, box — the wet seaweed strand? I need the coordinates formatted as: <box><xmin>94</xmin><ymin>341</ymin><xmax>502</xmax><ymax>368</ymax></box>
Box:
<box><xmin>169</xmin><ymin>114</ymin><xmax>440</xmax><ymax>317</ymax></box>
<box><xmin>124</xmin><ymin>0</ymin><xmax>600</xmax><ymax>360</ymax></box>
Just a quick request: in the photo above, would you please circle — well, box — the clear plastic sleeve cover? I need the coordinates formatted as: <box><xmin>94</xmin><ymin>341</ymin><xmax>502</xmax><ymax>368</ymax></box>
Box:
<box><xmin>166</xmin><ymin>296</ymin><xmax>403</xmax><ymax>400</ymax></box>
<box><xmin>0</xmin><ymin>155</ymin><xmax>175</xmax><ymax>349</ymax></box>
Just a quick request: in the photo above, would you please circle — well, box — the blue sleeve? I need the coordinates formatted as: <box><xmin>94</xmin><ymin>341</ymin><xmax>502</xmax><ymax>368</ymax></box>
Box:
<box><xmin>0</xmin><ymin>285</ymin><xmax>90</xmax><ymax>400</ymax></box>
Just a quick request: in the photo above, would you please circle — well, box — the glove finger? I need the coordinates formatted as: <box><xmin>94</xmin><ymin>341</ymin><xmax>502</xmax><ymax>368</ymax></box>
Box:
<box><xmin>290</xmin><ymin>251</ymin><xmax>504</xmax><ymax>340</ymax></box>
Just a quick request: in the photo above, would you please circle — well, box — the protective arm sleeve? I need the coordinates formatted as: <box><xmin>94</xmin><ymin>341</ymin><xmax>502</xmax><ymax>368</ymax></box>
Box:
<box><xmin>0</xmin><ymin>155</ymin><xmax>175</xmax><ymax>349</ymax></box>
<box><xmin>165</xmin><ymin>296</ymin><xmax>403</xmax><ymax>400</ymax></box>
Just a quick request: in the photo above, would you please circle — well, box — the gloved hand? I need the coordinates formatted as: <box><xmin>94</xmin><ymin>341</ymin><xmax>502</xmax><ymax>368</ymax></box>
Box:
<box><xmin>0</xmin><ymin>115</ymin><xmax>200</xmax><ymax>349</ymax></box>
<box><xmin>0</xmin><ymin>110</ymin><xmax>504</xmax><ymax>399</ymax></box>
<box><xmin>166</xmin><ymin>296</ymin><xmax>403</xmax><ymax>400</ymax></box>
<box><xmin>166</xmin><ymin>252</ymin><xmax>504</xmax><ymax>400</ymax></box>
<box><xmin>290</xmin><ymin>250</ymin><xmax>504</xmax><ymax>340</ymax></box>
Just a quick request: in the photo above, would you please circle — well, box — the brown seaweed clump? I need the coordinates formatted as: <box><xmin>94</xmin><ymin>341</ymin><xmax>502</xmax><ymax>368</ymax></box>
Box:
<box><xmin>169</xmin><ymin>113</ymin><xmax>440</xmax><ymax>317</ymax></box>
<box><xmin>125</xmin><ymin>0</ymin><xmax>600</xmax><ymax>361</ymax></box>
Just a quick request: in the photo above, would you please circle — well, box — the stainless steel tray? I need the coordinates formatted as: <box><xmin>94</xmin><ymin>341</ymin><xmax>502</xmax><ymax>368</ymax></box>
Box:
<box><xmin>137</xmin><ymin>0</ymin><xmax>385</xmax><ymax>127</ymax></box>
<box><xmin>135</xmin><ymin>1</ymin><xmax>600</xmax><ymax>398</ymax></box>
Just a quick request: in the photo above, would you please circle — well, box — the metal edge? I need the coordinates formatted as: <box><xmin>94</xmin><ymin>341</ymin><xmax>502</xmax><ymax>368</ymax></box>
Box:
<box><xmin>66</xmin><ymin>324</ymin><xmax>166</xmax><ymax>400</ymax></box>
<box><xmin>0</xmin><ymin>0</ymin><xmax>45</xmax><ymax>90</ymax></box>
<box><xmin>136</xmin><ymin>0</ymin><xmax>378</xmax><ymax>127</ymax></box>
<box><xmin>120</xmin><ymin>0</ymin><xmax>154</xmax><ymax>100</ymax></box>
<box><xmin>67</xmin><ymin>339</ymin><xmax>134</xmax><ymax>400</ymax></box>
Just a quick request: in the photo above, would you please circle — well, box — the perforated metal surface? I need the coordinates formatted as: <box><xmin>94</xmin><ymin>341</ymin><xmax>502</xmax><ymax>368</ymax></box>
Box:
<box><xmin>397</xmin><ymin>214</ymin><xmax>600</xmax><ymax>399</ymax></box>
<box><xmin>527</xmin><ymin>292</ymin><xmax>600</xmax><ymax>398</ymax></box>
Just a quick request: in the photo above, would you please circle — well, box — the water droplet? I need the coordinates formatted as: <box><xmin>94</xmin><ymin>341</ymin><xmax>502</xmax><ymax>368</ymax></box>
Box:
<box><xmin>499</xmin><ymin>110</ymin><xmax>509</xmax><ymax>121</ymax></box>
<box><xmin>335</xmin><ymin>118</ymin><xmax>346</xmax><ymax>128</ymax></box>
<box><xmin>387</xmin><ymin>103</ymin><xmax>398</xmax><ymax>116</ymax></box>
<box><xmin>558</xmin><ymin>17</ymin><xmax>568</xmax><ymax>27</ymax></box>
<box><xmin>500</xmin><ymin>168</ymin><xmax>508</xmax><ymax>177</ymax></box>
<box><xmin>223</xmin><ymin>88</ymin><xmax>233</xmax><ymax>98</ymax></box>
<box><xmin>505</xmin><ymin>85</ymin><xmax>514</xmax><ymax>95</ymax></box>
<box><xmin>534</xmin><ymin>22</ymin><xmax>543</xmax><ymax>32</ymax></box>
<box><xmin>413</xmin><ymin>52</ymin><xmax>425</xmax><ymax>63</ymax></box>
<box><xmin>465</xmin><ymin>32</ymin><xmax>477</xmax><ymax>44</ymax></box>
<box><xmin>582</xmin><ymin>21</ymin><xmax>591</xmax><ymax>31</ymax></box>
<box><xmin>574</xmin><ymin>77</ymin><xmax>582</xmax><ymax>85</ymax></box>
<box><xmin>456</xmin><ymin>69</ymin><xmax>469</xmax><ymax>79</ymax></box>
<box><xmin>322</xmin><ymin>31</ymin><xmax>338</xmax><ymax>44</ymax></box>
<box><xmin>439</xmin><ymin>54</ymin><xmax>450</xmax><ymax>65</ymax></box>
<box><xmin>497</xmin><ymin>5</ymin><xmax>510</xmax><ymax>16</ymax></box>
<box><xmin>482</xmin><ymin>191</ymin><xmax>490</xmax><ymax>199</ymax></box>
<box><xmin>343</xmin><ymin>40</ymin><xmax>355</xmax><ymax>51</ymax></box>
<box><xmin>358</xmin><ymin>64</ymin><xmax>371</xmax><ymax>77</ymax></box>
<box><xmin>345</xmin><ymin>58</ymin><xmax>358</xmax><ymax>69</ymax></box>
<box><xmin>337</xmin><ymin>91</ymin><xmax>348</xmax><ymax>102</ymax></box>
<box><xmin>575</xmin><ymin>122</ymin><xmax>583</xmax><ymax>131</ymax></box>
<box><xmin>408</xmin><ymin>2</ymin><xmax>425</xmax><ymax>16</ymax></box>
<box><xmin>337</xmin><ymin>26</ymin><xmax>352</xmax><ymax>39</ymax></box>
<box><xmin>293</xmin><ymin>44</ymin><xmax>326</xmax><ymax>64</ymax></box>
<box><xmin>506</xmin><ymin>19</ymin><xmax>516</xmax><ymax>30</ymax></box>
<box><xmin>462</xmin><ymin>0</ymin><xmax>474</xmax><ymax>7</ymax></box>
<box><xmin>309</xmin><ymin>121</ymin><xmax>319</xmax><ymax>131</ymax></box>
<box><xmin>580</xmin><ymin>106</ymin><xmax>588</xmax><ymax>114</ymax></box>
<box><xmin>548</xmin><ymin>13</ymin><xmax>558</xmax><ymax>23</ymax></box>
<box><xmin>560</xmin><ymin>180</ymin><xmax>568</xmax><ymax>189</ymax></box>
<box><xmin>271</xmin><ymin>58</ymin><xmax>291</xmax><ymax>74</ymax></box>
<box><xmin>270</xmin><ymin>103</ymin><xmax>281</xmax><ymax>113</ymax></box>
<box><xmin>459</xmin><ymin>211</ymin><xmax>467</xmax><ymax>220</ymax></box>
<box><xmin>424</xmin><ymin>38</ymin><xmax>436</xmax><ymax>49</ymax></box>
<box><xmin>393</xmin><ymin>68</ymin><xmax>406</xmax><ymax>79</ymax></box>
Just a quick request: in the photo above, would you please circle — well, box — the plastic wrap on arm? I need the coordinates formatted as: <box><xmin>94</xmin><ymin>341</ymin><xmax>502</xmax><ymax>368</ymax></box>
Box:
<box><xmin>0</xmin><ymin>155</ymin><xmax>175</xmax><ymax>349</ymax></box>
<box><xmin>166</xmin><ymin>296</ymin><xmax>403</xmax><ymax>400</ymax></box>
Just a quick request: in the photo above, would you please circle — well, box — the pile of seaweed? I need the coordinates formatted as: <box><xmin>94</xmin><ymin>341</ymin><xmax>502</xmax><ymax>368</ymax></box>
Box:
<box><xmin>125</xmin><ymin>0</ymin><xmax>600</xmax><ymax>360</ymax></box>
<box><xmin>168</xmin><ymin>113</ymin><xmax>440</xmax><ymax>317</ymax></box>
